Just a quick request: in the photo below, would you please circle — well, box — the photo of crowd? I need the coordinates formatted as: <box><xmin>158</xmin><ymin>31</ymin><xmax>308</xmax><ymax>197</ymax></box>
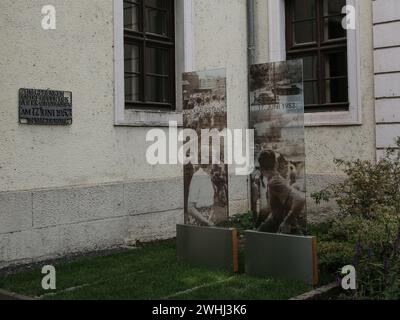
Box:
<box><xmin>183</xmin><ymin>69</ymin><xmax>229</xmax><ymax>227</ymax></box>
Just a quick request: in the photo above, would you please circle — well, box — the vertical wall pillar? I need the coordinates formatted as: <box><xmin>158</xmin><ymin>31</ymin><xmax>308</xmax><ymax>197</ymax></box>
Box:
<box><xmin>373</xmin><ymin>0</ymin><xmax>400</xmax><ymax>157</ymax></box>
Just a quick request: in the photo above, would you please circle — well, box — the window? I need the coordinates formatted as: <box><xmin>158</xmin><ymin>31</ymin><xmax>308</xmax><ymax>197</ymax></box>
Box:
<box><xmin>285</xmin><ymin>0</ymin><xmax>349</xmax><ymax>112</ymax></box>
<box><xmin>123</xmin><ymin>0</ymin><xmax>175</xmax><ymax>110</ymax></box>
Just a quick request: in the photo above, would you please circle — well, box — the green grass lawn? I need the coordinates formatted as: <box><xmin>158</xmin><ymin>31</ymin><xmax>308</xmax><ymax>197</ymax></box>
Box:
<box><xmin>0</xmin><ymin>241</ymin><xmax>311</xmax><ymax>300</ymax></box>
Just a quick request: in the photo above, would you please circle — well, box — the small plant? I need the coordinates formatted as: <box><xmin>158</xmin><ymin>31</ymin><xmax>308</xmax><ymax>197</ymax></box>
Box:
<box><xmin>219</xmin><ymin>212</ymin><xmax>255</xmax><ymax>233</ymax></box>
<box><xmin>352</xmin><ymin>226</ymin><xmax>400</xmax><ymax>299</ymax></box>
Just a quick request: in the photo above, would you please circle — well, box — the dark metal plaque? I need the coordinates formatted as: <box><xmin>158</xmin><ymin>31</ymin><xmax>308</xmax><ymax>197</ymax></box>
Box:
<box><xmin>19</xmin><ymin>88</ymin><xmax>72</xmax><ymax>125</ymax></box>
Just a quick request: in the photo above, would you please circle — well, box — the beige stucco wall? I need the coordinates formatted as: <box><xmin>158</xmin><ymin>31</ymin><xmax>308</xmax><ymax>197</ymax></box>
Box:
<box><xmin>0</xmin><ymin>0</ymin><xmax>183</xmax><ymax>193</ymax></box>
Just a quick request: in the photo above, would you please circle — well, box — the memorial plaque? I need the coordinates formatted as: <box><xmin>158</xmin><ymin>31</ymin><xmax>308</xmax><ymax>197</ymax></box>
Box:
<box><xmin>19</xmin><ymin>88</ymin><xmax>72</xmax><ymax>125</ymax></box>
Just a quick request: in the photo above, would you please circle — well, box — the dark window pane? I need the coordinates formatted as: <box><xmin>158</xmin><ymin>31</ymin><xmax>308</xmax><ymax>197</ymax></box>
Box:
<box><xmin>288</xmin><ymin>55</ymin><xmax>317</xmax><ymax>80</ymax></box>
<box><xmin>146</xmin><ymin>8</ymin><xmax>167</xmax><ymax>36</ymax></box>
<box><xmin>124</xmin><ymin>1</ymin><xmax>140</xmax><ymax>31</ymax></box>
<box><xmin>324</xmin><ymin>0</ymin><xmax>346</xmax><ymax>15</ymax></box>
<box><xmin>123</xmin><ymin>0</ymin><xmax>175</xmax><ymax>109</ymax></box>
<box><xmin>325</xmin><ymin>78</ymin><xmax>348</xmax><ymax>103</ymax></box>
<box><xmin>325</xmin><ymin>51</ymin><xmax>347</xmax><ymax>78</ymax></box>
<box><xmin>293</xmin><ymin>21</ymin><xmax>315</xmax><ymax>44</ymax></box>
<box><xmin>147</xmin><ymin>0</ymin><xmax>166</xmax><ymax>9</ymax></box>
<box><xmin>304</xmin><ymin>81</ymin><xmax>319</xmax><ymax>105</ymax></box>
<box><xmin>286</xmin><ymin>0</ymin><xmax>348</xmax><ymax>112</ymax></box>
<box><xmin>124</xmin><ymin>44</ymin><xmax>140</xmax><ymax>73</ymax></box>
<box><xmin>324</xmin><ymin>16</ymin><xmax>346</xmax><ymax>40</ymax></box>
<box><xmin>125</xmin><ymin>75</ymin><xmax>140</xmax><ymax>101</ymax></box>
<box><xmin>302</xmin><ymin>55</ymin><xmax>318</xmax><ymax>80</ymax></box>
<box><xmin>294</xmin><ymin>0</ymin><xmax>316</xmax><ymax>20</ymax></box>
<box><xmin>146</xmin><ymin>76</ymin><xmax>169</xmax><ymax>102</ymax></box>
<box><xmin>146</xmin><ymin>47</ymin><xmax>168</xmax><ymax>75</ymax></box>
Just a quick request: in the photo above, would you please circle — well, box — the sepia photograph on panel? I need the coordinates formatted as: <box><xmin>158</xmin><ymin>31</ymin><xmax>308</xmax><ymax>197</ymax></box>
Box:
<box><xmin>249</xmin><ymin>60</ymin><xmax>307</xmax><ymax>236</ymax></box>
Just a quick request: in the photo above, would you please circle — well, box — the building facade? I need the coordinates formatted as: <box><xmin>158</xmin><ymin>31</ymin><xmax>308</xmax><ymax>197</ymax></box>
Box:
<box><xmin>0</xmin><ymin>0</ymin><xmax>398</xmax><ymax>268</ymax></box>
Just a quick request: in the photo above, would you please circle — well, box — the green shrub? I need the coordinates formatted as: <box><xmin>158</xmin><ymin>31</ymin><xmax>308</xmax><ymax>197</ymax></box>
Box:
<box><xmin>311</xmin><ymin>138</ymin><xmax>400</xmax><ymax>299</ymax></box>
<box><xmin>352</xmin><ymin>215</ymin><xmax>399</xmax><ymax>299</ymax></box>
<box><xmin>312</xmin><ymin>138</ymin><xmax>400</xmax><ymax>220</ymax></box>
<box><xmin>311</xmin><ymin>213</ymin><xmax>400</xmax><ymax>299</ymax></box>
<box><xmin>318</xmin><ymin>240</ymin><xmax>354</xmax><ymax>274</ymax></box>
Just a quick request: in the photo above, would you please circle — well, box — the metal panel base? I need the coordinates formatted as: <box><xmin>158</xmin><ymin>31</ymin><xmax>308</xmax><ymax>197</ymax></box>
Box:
<box><xmin>245</xmin><ymin>231</ymin><xmax>318</xmax><ymax>285</ymax></box>
<box><xmin>177</xmin><ymin>224</ymin><xmax>238</xmax><ymax>273</ymax></box>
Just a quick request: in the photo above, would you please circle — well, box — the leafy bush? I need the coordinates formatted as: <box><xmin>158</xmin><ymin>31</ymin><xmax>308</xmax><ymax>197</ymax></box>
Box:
<box><xmin>354</xmin><ymin>226</ymin><xmax>400</xmax><ymax>299</ymax></box>
<box><xmin>219</xmin><ymin>212</ymin><xmax>255</xmax><ymax>233</ymax></box>
<box><xmin>312</xmin><ymin>139</ymin><xmax>400</xmax><ymax>219</ymax></box>
<box><xmin>317</xmin><ymin>240</ymin><xmax>354</xmax><ymax>274</ymax></box>
<box><xmin>311</xmin><ymin>138</ymin><xmax>400</xmax><ymax>299</ymax></box>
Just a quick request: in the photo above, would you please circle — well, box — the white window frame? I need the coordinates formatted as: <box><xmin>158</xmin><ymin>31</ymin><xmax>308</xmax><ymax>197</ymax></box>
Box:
<box><xmin>113</xmin><ymin>0</ymin><xmax>195</xmax><ymax>127</ymax></box>
<box><xmin>267</xmin><ymin>0</ymin><xmax>362</xmax><ymax>127</ymax></box>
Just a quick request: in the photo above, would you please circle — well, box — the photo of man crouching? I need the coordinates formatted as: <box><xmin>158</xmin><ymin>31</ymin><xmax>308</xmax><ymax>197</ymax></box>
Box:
<box><xmin>256</xmin><ymin>150</ymin><xmax>306</xmax><ymax>235</ymax></box>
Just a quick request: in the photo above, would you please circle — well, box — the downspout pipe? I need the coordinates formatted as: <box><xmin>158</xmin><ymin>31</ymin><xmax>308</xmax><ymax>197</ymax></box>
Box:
<box><xmin>246</xmin><ymin>0</ymin><xmax>256</xmax><ymax>211</ymax></box>
<box><xmin>247</xmin><ymin>0</ymin><xmax>256</xmax><ymax>66</ymax></box>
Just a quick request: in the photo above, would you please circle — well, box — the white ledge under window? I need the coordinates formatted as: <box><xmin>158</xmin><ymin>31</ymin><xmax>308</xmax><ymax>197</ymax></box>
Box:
<box><xmin>113</xmin><ymin>0</ymin><xmax>194</xmax><ymax>127</ymax></box>
<box><xmin>115</xmin><ymin>109</ymin><xmax>183</xmax><ymax>128</ymax></box>
<box><xmin>267</xmin><ymin>0</ymin><xmax>362</xmax><ymax>127</ymax></box>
